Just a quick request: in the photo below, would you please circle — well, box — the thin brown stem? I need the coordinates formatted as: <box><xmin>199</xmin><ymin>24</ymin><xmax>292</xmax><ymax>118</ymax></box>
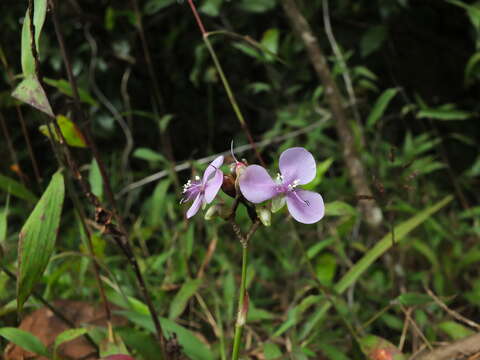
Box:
<box><xmin>0</xmin><ymin>113</ymin><xmax>25</xmax><ymax>185</ymax></box>
<box><xmin>424</xmin><ymin>286</ymin><xmax>480</xmax><ymax>331</ymax></box>
<box><xmin>415</xmin><ymin>333</ymin><xmax>480</xmax><ymax>360</ymax></box>
<box><xmin>281</xmin><ymin>0</ymin><xmax>382</xmax><ymax>229</ymax></box>
<box><xmin>36</xmin><ymin>2</ymin><xmax>168</xmax><ymax>355</ymax></box>
<box><xmin>66</xmin><ymin>178</ymin><xmax>112</xmax><ymax>323</ymax></box>
<box><xmin>0</xmin><ymin>44</ymin><xmax>41</xmax><ymax>185</ymax></box>
<box><xmin>16</xmin><ymin>105</ymin><xmax>42</xmax><ymax>185</ymax></box>
<box><xmin>26</xmin><ymin>0</ymin><xmax>112</xmax><ymax>327</ymax></box>
<box><xmin>130</xmin><ymin>0</ymin><xmax>180</xmax><ymax>190</ymax></box>
<box><xmin>48</xmin><ymin>0</ymin><xmax>119</xmax><ymax>218</ymax></box>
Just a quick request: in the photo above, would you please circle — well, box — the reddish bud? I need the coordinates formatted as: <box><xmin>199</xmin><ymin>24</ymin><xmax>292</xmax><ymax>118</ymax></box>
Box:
<box><xmin>102</xmin><ymin>355</ymin><xmax>135</xmax><ymax>360</ymax></box>
<box><xmin>221</xmin><ymin>174</ymin><xmax>236</xmax><ymax>198</ymax></box>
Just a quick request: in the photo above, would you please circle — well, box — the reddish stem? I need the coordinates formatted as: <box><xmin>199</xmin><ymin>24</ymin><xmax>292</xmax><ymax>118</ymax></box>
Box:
<box><xmin>188</xmin><ymin>0</ymin><xmax>207</xmax><ymax>35</ymax></box>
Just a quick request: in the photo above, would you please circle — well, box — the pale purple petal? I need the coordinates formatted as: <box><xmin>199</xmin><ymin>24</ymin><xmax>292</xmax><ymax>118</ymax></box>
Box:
<box><xmin>204</xmin><ymin>169</ymin><xmax>223</xmax><ymax>203</ymax></box>
<box><xmin>239</xmin><ymin>165</ymin><xmax>277</xmax><ymax>203</ymax></box>
<box><xmin>203</xmin><ymin>155</ymin><xmax>224</xmax><ymax>184</ymax></box>
<box><xmin>186</xmin><ymin>193</ymin><xmax>203</xmax><ymax>219</ymax></box>
<box><xmin>279</xmin><ymin>147</ymin><xmax>316</xmax><ymax>185</ymax></box>
<box><xmin>286</xmin><ymin>190</ymin><xmax>324</xmax><ymax>224</ymax></box>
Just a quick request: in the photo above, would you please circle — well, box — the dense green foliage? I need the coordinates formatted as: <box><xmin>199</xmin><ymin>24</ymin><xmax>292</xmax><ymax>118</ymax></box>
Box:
<box><xmin>1</xmin><ymin>0</ymin><xmax>479</xmax><ymax>359</ymax></box>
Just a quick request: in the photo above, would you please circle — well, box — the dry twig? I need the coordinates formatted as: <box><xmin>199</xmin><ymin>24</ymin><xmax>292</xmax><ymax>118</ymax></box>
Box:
<box><xmin>281</xmin><ymin>0</ymin><xmax>383</xmax><ymax>229</ymax></box>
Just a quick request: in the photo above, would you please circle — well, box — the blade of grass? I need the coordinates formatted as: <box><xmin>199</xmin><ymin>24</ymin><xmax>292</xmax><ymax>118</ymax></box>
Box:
<box><xmin>299</xmin><ymin>195</ymin><xmax>453</xmax><ymax>339</ymax></box>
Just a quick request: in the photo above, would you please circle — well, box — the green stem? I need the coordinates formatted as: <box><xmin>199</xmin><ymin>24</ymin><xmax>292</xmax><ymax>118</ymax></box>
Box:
<box><xmin>202</xmin><ymin>35</ymin><xmax>265</xmax><ymax>167</ymax></box>
<box><xmin>203</xmin><ymin>35</ymin><xmax>245</xmax><ymax>127</ymax></box>
<box><xmin>231</xmin><ymin>244</ymin><xmax>248</xmax><ymax>360</ymax></box>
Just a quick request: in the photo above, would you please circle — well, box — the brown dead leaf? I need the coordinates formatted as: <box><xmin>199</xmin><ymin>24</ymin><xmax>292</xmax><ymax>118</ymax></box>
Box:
<box><xmin>4</xmin><ymin>300</ymin><xmax>126</xmax><ymax>360</ymax></box>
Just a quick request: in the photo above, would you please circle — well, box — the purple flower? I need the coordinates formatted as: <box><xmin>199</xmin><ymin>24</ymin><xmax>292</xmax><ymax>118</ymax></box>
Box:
<box><xmin>181</xmin><ymin>155</ymin><xmax>224</xmax><ymax>218</ymax></box>
<box><xmin>239</xmin><ymin>147</ymin><xmax>324</xmax><ymax>224</ymax></box>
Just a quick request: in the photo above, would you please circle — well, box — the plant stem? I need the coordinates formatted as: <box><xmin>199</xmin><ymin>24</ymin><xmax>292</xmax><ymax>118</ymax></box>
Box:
<box><xmin>281</xmin><ymin>0</ymin><xmax>383</xmax><ymax>229</ymax></box>
<box><xmin>231</xmin><ymin>243</ymin><xmax>248</xmax><ymax>360</ymax></box>
<box><xmin>47</xmin><ymin>2</ymin><xmax>168</xmax><ymax>355</ymax></box>
<box><xmin>229</xmin><ymin>219</ymin><xmax>259</xmax><ymax>360</ymax></box>
<box><xmin>202</xmin><ymin>36</ymin><xmax>265</xmax><ymax>168</ymax></box>
<box><xmin>187</xmin><ymin>0</ymin><xmax>265</xmax><ymax>167</ymax></box>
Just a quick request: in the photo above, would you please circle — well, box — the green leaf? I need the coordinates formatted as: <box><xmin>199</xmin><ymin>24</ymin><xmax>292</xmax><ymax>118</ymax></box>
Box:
<box><xmin>438</xmin><ymin>321</ymin><xmax>475</xmax><ymax>340</ymax></box>
<box><xmin>147</xmin><ymin>180</ymin><xmax>170</xmax><ymax>226</ymax></box>
<box><xmin>273</xmin><ymin>295</ymin><xmax>322</xmax><ymax>337</ymax></box>
<box><xmin>54</xmin><ymin>328</ymin><xmax>88</xmax><ymax>358</ymax></box>
<box><xmin>271</xmin><ymin>196</ymin><xmax>286</xmax><ymax>213</ymax></box>
<box><xmin>303</xmin><ymin>158</ymin><xmax>334</xmax><ymax>190</ymax></box>
<box><xmin>144</xmin><ymin>0</ymin><xmax>175</xmax><ymax>15</ymax></box>
<box><xmin>264</xmin><ymin>342</ymin><xmax>282</xmax><ymax>359</ymax></box>
<box><xmin>325</xmin><ymin>201</ymin><xmax>357</xmax><ymax>217</ymax></box>
<box><xmin>12</xmin><ymin>76</ymin><xmax>54</xmax><ymax>117</ymax></box>
<box><xmin>0</xmin><ymin>195</ymin><xmax>9</xmax><ymax>245</ymax></box>
<box><xmin>396</xmin><ymin>292</ymin><xmax>432</xmax><ymax>306</ymax></box>
<box><xmin>248</xmin><ymin>301</ymin><xmax>275</xmax><ymax>321</ymax></box>
<box><xmin>0</xmin><ymin>174</ymin><xmax>38</xmax><ymax>202</ymax></box>
<box><xmin>43</xmin><ymin>78</ymin><xmax>99</xmax><ymax>107</ymax></box>
<box><xmin>169</xmin><ymin>278</ymin><xmax>202</xmax><ymax>319</ymax></box>
<box><xmin>239</xmin><ymin>0</ymin><xmax>276</xmax><ymax>13</ymax></box>
<box><xmin>299</xmin><ymin>195</ymin><xmax>453</xmax><ymax>339</ymax></box>
<box><xmin>89</xmin><ymin>158</ymin><xmax>103</xmax><ymax>200</ymax></box>
<box><xmin>367</xmin><ymin>88</ymin><xmax>398</xmax><ymax>128</ymax></box>
<box><xmin>315</xmin><ymin>253</ymin><xmax>337</xmax><ymax>286</ymax></box>
<box><xmin>361</xmin><ymin>25</ymin><xmax>387</xmax><ymax>58</ymax></box>
<box><xmin>133</xmin><ymin>148</ymin><xmax>166</xmax><ymax>163</ymax></box>
<box><xmin>200</xmin><ymin>0</ymin><xmax>223</xmax><ymax>17</ymax></box>
<box><xmin>261</xmin><ymin>28</ymin><xmax>279</xmax><ymax>61</ymax></box>
<box><xmin>0</xmin><ymin>327</ymin><xmax>49</xmax><ymax>357</ymax></box>
<box><xmin>446</xmin><ymin>0</ymin><xmax>480</xmax><ymax>29</ymax></box>
<box><xmin>232</xmin><ymin>42</ymin><xmax>262</xmax><ymax>60</ymax></box>
<box><xmin>359</xmin><ymin>334</ymin><xmax>406</xmax><ymax>360</ymax></box>
<box><xmin>417</xmin><ymin>108</ymin><xmax>473</xmax><ymax>121</ymax></box>
<box><xmin>464</xmin><ymin>52</ymin><xmax>480</xmax><ymax>86</ymax></box>
<box><xmin>105</xmin><ymin>7</ymin><xmax>116</xmax><ymax>31</ymax></box>
<box><xmin>39</xmin><ymin>115</ymin><xmax>87</xmax><ymax>147</ymax></box>
<box><xmin>21</xmin><ymin>0</ymin><xmax>48</xmax><ymax>76</ymax></box>
<box><xmin>99</xmin><ymin>331</ymin><xmax>129</xmax><ymax>358</ymax></box>
<box><xmin>158</xmin><ymin>114</ymin><xmax>174</xmax><ymax>133</ymax></box>
<box><xmin>17</xmin><ymin>171</ymin><xmax>65</xmax><ymax>313</ymax></box>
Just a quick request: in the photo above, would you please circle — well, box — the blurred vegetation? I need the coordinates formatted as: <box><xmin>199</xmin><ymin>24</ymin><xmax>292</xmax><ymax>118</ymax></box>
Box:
<box><xmin>1</xmin><ymin>0</ymin><xmax>479</xmax><ymax>359</ymax></box>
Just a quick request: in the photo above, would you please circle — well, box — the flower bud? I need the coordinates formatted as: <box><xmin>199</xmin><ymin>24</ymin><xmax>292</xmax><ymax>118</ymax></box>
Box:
<box><xmin>221</xmin><ymin>174</ymin><xmax>236</xmax><ymax>198</ymax></box>
<box><xmin>102</xmin><ymin>355</ymin><xmax>135</xmax><ymax>360</ymax></box>
<box><xmin>205</xmin><ymin>204</ymin><xmax>230</xmax><ymax>220</ymax></box>
<box><xmin>234</xmin><ymin>160</ymin><xmax>247</xmax><ymax>194</ymax></box>
<box><xmin>205</xmin><ymin>204</ymin><xmax>220</xmax><ymax>220</ymax></box>
<box><xmin>256</xmin><ymin>206</ymin><xmax>272</xmax><ymax>227</ymax></box>
<box><xmin>234</xmin><ymin>160</ymin><xmax>247</xmax><ymax>179</ymax></box>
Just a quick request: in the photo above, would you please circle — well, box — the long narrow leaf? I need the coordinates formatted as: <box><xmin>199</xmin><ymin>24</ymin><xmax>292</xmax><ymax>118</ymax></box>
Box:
<box><xmin>366</xmin><ymin>88</ymin><xmax>398</xmax><ymax>128</ymax></box>
<box><xmin>0</xmin><ymin>174</ymin><xmax>38</xmax><ymax>202</ymax></box>
<box><xmin>20</xmin><ymin>0</ymin><xmax>48</xmax><ymax>76</ymax></box>
<box><xmin>0</xmin><ymin>327</ymin><xmax>49</xmax><ymax>357</ymax></box>
<box><xmin>17</xmin><ymin>171</ymin><xmax>65</xmax><ymax>313</ymax></box>
<box><xmin>168</xmin><ymin>278</ymin><xmax>202</xmax><ymax>319</ymax></box>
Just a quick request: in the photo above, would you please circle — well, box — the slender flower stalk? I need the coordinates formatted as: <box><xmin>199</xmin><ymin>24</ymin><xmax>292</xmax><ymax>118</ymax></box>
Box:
<box><xmin>231</xmin><ymin>244</ymin><xmax>248</xmax><ymax>360</ymax></box>
<box><xmin>187</xmin><ymin>0</ymin><xmax>265</xmax><ymax>167</ymax></box>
